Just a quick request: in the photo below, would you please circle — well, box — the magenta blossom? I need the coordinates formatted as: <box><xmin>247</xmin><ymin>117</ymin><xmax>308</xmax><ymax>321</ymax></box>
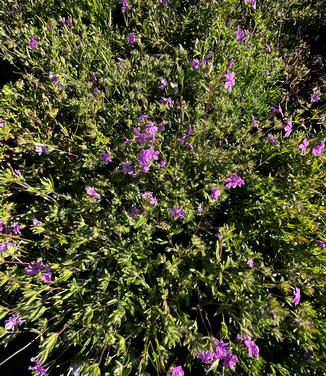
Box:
<box><xmin>138</xmin><ymin>114</ymin><xmax>149</xmax><ymax>122</ymax></box>
<box><xmin>137</xmin><ymin>146</ymin><xmax>159</xmax><ymax>172</ymax></box>
<box><xmin>215</xmin><ymin>340</ymin><xmax>230</xmax><ymax>359</ymax></box>
<box><xmin>29</xmin><ymin>358</ymin><xmax>47</xmax><ymax>376</ymax></box>
<box><xmin>236</xmin><ymin>25</ymin><xmax>249</xmax><ymax>43</ymax></box>
<box><xmin>283</xmin><ymin>120</ymin><xmax>293</xmax><ymax>138</ymax></box>
<box><xmin>224</xmin><ymin>173</ymin><xmax>245</xmax><ymax>188</ymax></box>
<box><xmin>244</xmin><ymin>338</ymin><xmax>260</xmax><ymax>358</ymax></box>
<box><xmin>40</xmin><ymin>272</ymin><xmax>52</xmax><ymax>283</ymax></box>
<box><xmin>224</xmin><ymin>72</ymin><xmax>236</xmax><ymax>92</ymax></box>
<box><xmin>133</xmin><ymin>128</ymin><xmax>149</xmax><ymax>145</ymax></box>
<box><xmin>100</xmin><ymin>148</ymin><xmax>112</xmax><ymax>164</ymax></box>
<box><xmin>211</xmin><ymin>188</ymin><xmax>221</xmax><ymax>200</ymax></box>
<box><xmin>298</xmin><ymin>138</ymin><xmax>309</xmax><ymax>155</ymax></box>
<box><xmin>145</xmin><ymin>122</ymin><xmax>158</xmax><ymax>135</ymax></box>
<box><xmin>85</xmin><ymin>186</ymin><xmax>101</xmax><ymax>199</ymax></box>
<box><xmin>128</xmin><ymin>32</ymin><xmax>136</xmax><ymax>45</ymax></box>
<box><xmin>292</xmin><ymin>287</ymin><xmax>301</xmax><ymax>306</ymax></box>
<box><xmin>170</xmin><ymin>207</ymin><xmax>185</xmax><ymax>219</ymax></box>
<box><xmin>28</xmin><ymin>36</ymin><xmax>38</xmax><ymax>49</ymax></box>
<box><xmin>5</xmin><ymin>314</ymin><xmax>25</xmax><ymax>331</ymax></box>
<box><xmin>171</xmin><ymin>366</ymin><xmax>184</xmax><ymax>376</ymax></box>
<box><xmin>121</xmin><ymin>0</ymin><xmax>130</xmax><ymax>12</ymax></box>
<box><xmin>159</xmin><ymin>160</ymin><xmax>167</xmax><ymax>168</ymax></box>
<box><xmin>312</xmin><ymin>140</ymin><xmax>325</xmax><ymax>156</ymax></box>
<box><xmin>223</xmin><ymin>354</ymin><xmax>239</xmax><ymax>370</ymax></box>
<box><xmin>196</xmin><ymin>351</ymin><xmax>217</xmax><ymax>364</ymax></box>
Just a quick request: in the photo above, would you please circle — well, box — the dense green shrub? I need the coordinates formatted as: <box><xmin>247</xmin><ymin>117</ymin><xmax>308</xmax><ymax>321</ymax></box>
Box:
<box><xmin>0</xmin><ymin>1</ymin><xmax>325</xmax><ymax>375</ymax></box>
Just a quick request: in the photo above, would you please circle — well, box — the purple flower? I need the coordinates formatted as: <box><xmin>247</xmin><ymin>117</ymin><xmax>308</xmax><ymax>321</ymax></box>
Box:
<box><xmin>140</xmin><ymin>192</ymin><xmax>158</xmax><ymax>206</ymax></box>
<box><xmin>137</xmin><ymin>146</ymin><xmax>159</xmax><ymax>173</ymax></box>
<box><xmin>224</xmin><ymin>173</ymin><xmax>245</xmax><ymax>189</ymax></box>
<box><xmin>312</xmin><ymin>140</ymin><xmax>325</xmax><ymax>156</ymax></box>
<box><xmin>251</xmin><ymin>115</ymin><xmax>258</xmax><ymax>128</ymax></box>
<box><xmin>121</xmin><ymin>0</ymin><xmax>131</xmax><ymax>12</ymax></box>
<box><xmin>223</xmin><ymin>354</ymin><xmax>238</xmax><ymax>370</ymax></box>
<box><xmin>245</xmin><ymin>0</ymin><xmax>257</xmax><ymax>9</ymax></box>
<box><xmin>5</xmin><ymin>314</ymin><xmax>25</xmax><ymax>332</ymax></box>
<box><xmin>215</xmin><ymin>340</ymin><xmax>229</xmax><ymax>359</ymax></box>
<box><xmin>122</xmin><ymin>162</ymin><xmax>137</xmax><ymax>176</ymax></box>
<box><xmin>236</xmin><ymin>25</ymin><xmax>249</xmax><ymax>43</ymax></box>
<box><xmin>192</xmin><ymin>59</ymin><xmax>202</xmax><ymax>70</ymax></box>
<box><xmin>145</xmin><ymin>122</ymin><xmax>158</xmax><ymax>135</ymax></box>
<box><xmin>283</xmin><ymin>120</ymin><xmax>293</xmax><ymax>138</ymax></box>
<box><xmin>210</xmin><ymin>188</ymin><xmax>221</xmax><ymax>201</ymax></box>
<box><xmin>85</xmin><ymin>186</ymin><xmax>101</xmax><ymax>199</ymax></box>
<box><xmin>29</xmin><ymin>358</ymin><xmax>47</xmax><ymax>376</ymax></box>
<box><xmin>316</xmin><ymin>240</ymin><xmax>325</xmax><ymax>248</ymax></box>
<box><xmin>138</xmin><ymin>114</ymin><xmax>149</xmax><ymax>122</ymax></box>
<box><xmin>40</xmin><ymin>272</ymin><xmax>52</xmax><ymax>283</ymax></box>
<box><xmin>160</xmin><ymin>0</ymin><xmax>169</xmax><ymax>5</ymax></box>
<box><xmin>186</xmin><ymin>125</ymin><xmax>195</xmax><ymax>136</ymax></box>
<box><xmin>100</xmin><ymin>148</ymin><xmax>112</xmax><ymax>164</ymax></box>
<box><xmin>159</xmin><ymin>160</ymin><xmax>167</xmax><ymax>168</ymax></box>
<box><xmin>25</xmin><ymin>261</ymin><xmax>44</xmax><ymax>276</ymax></box>
<box><xmin>244</xmin><ymin>338</ymin><xmax>260</xmax><ymax>358</ymax></box>
<box><xmin>128</xmin><ymin>32</ymin><xmax>136</xmax><ymax>45</ymax></box>
<box><xmin>0</xmin><ymin>242</ymin><xmax>9</xmax><ymax>252</ymax></box>
<box><xmin>265</xmin><ymin>44</ymin><xmax>272</xmax><ymax>53</ymax></box>
<box><xmin>49</xmin><ymin>72</ymin><xmax>64</xmax><ymax>90</ymax></box>
<box><xmin>61</xmin><ymin>17</ymin><xmax>73</xmax><ymax>28</ymax></box>
<box><xmin>226</xmin><ymin>59</ymin><xmax>235</xmax><ymax>69</ymax></box>
<box><xmin>298</xmin><ymin>138</ymin><xmax>309</xmax><ymax>155</ymax></box>
<box><xmin>12</xmin><ymin>223</ymin><xmax>22</xmax><ymax>234</ymax></box>
<box><xmin>28</xmin><ymin>36</ymin><xmax>38</xmax><ymax>49</ymax></box>
<box><xmin>196</xmin><ymin>351</ymin><xmax>217</xmax><ymax>364</ymax></box>
<box><xmin>33</xmin><ymin>218</ymin><xmax>43</xmax><ymax>226</ymax></box>
<box><xmin>160</xmin><ymin>97</ymin><xmax>174</xmax><ymax>108</ymax></box>
<box><xmin>35</xmin><ymin>145</ymin><xmax>48</xmax><ymax>155</ymax></box>
<box><xmin>247</xmin><ymin>259</ymin><xmax>254</xmax><ymax>268</ymax></box>
<box><xmin>128</xmin><ymin>208</ymin><xmax>140</xmax><ymax>219</ymax></box>
<box><xmin>90</xmin><ymin>72</ymin><xmax>97</xmax><ymax>83</ymax></box>
<box><xmin>266</xmin><ymin>134</ymin><xmax>278</xmax><ymax>146</ymax></box>
<box><xmin>170</xmin><ymin>207</ymin><xmax>185</xmax><ymax>219</ymax></box>
<box><xmin>272</xmin><ymin>104</ymin><xmax>284</xmax><ymax>118</ymax></box>
<box><xmin>171</xmin><ymin>366</ymin><xmax>184</xmax><ymax>376</ymax></box>
<box><xmin>292</xmin><ymin>287</ymin><xmax>301</xmax><ymax>306</ymax></box>
<box><xmin>224</xmin><ymin>72</ymin><xmax>236</xmax><ymax>92</ymax></box>
<box><xmin>159</xmin><ymin>79</ymin><xmax>168</xmax><ymax>90</ymax></box>
<box><xmin>0</xmin><ymin>116</ymin><xmax>4</xmax><ymax>127</ymax></box>
<box><xmin>133</xmin><ymin>128</ymin><xmax>148</xmax><ymax>144</ymax></box>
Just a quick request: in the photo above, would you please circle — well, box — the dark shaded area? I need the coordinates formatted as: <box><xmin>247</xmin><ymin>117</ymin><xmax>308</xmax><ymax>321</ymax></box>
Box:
<box><xmin>0</xmin><ymin>333</ymin><xmax>39</xmax><ymax>376</ymax></box>
<box><xmin>0</xmin><ymin>60</ymin><xmax>20</xmax><ymax>89</ymax></box>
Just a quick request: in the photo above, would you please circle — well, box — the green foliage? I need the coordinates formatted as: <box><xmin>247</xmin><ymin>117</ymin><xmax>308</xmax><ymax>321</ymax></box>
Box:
<box><xmin>0</xmin><ymin>0</ymin><xmax>325</xmax><ymax>375</ymax></box>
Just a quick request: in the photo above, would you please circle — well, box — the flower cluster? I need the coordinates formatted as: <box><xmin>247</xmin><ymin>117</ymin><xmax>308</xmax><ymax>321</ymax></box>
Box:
<box><xmin>25</xmin><ymin>261</ymin><xmax>52</xmax><ymax>283</ymax></box>
<box><xmin>196</xmin><ymin>339</ymin><xmax>238</xmax><ymax>370</ymax></box>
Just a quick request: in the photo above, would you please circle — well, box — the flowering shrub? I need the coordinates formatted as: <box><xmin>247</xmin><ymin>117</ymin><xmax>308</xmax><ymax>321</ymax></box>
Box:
<box><xmin>0</xmin><ymin>0</ymin><xmax>325</xmax><ymax>375</ymax></box>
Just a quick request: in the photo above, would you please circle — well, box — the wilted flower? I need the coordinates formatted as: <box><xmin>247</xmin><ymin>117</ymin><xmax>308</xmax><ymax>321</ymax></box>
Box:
<box><xmin>312</xmin><ymin>140</ymin><xmax>325</xmax><ymax>156</ymax></box>
<box><xmin>90</xmin><ymin>72</ymin><xmax>97</xmax><ymax>83</ymax></box>
<box><xmin>5</xmin><ymin>314</ymin><xmax>25</xmax><ymax>332</ymax></box>
<box><xmin>128</xmin><ymin>208</ymin><xmax>140</xmax><ymax>219</ymax></box>
<box><xmin>100</xmin><ymin>149</ymin><xmax>112</xmax><ymax>164</ymax></box>
<box><xmin>49</xmin><ymin>72</ymin><xmax>64</xmax><ymax>89</ymax></box>
<box><xmin>32</xmin><ymin>218</ymin><xmax>43</xmax><ymax>226</ymax></box>
<box><xmin>283</xmin><ymin>120</ymin><xmax>293</xmax><ymax>138</ymax></box>
<box><xmin>211</xmin><ymin>188</ymin><xmax>221</xmax><ymax>200</ymax></box>
<box><xmin>122</xmin><ymin>162</ymin><xmax>137</xmax><ymax>176</ymax></box>
<box><xmin>29</xmin><ymin>358</ymin><xmax>47</xmax><ymax>376</ymax></box>
<box><xmin>292</xmin><ymin>287</ymin><xmax>301</xmax><ymax>306</ymax></box>
<box><xmin>159</xmin><ymin>79</ymin><xmax>168</xmax><ymax>90</ymax></box>
<box><xmin>117</xmin><ymin>58</ymin><xmax>124</xmax><ymax>68</ymax></box>
<box><xmin>226</xmin><ymin>59</ymin><xmax>235</xmax><ymax>69</ymax></box>
<box><xmin>271</xmin><ymin>104</ymin><xmax>284</xmax><ymax>118</ymax></box>
<box><xmin>224</xmin><ymin>72</ymin><xmax>236</xmax><ymax>92</ymax></box>
<box><xmin>170</xmin><ymin>207</ymin><xmax>185</xmax><ymax>219</ymax></box>
<box><xmin>224</xmin><ymin>173</ymin><xmax>245</xmax><ymax>188</ymax></box>
<box><xmin>265</xmin><ymin>44</ymin><xmax>272</xmax><ymax>52</ymax></box>
<box><xmin>266</xmin><ymin>134</ymin><xmax>278</xmax><ymax>146</ymax></box>
<box><xmin>35</xmin><ymin>145</ymin><xmax>48</xmax><ymax>155</ymax></box>
<box><xmin>85</xmin><ymin>186</ymin><xmax>101</xmax><ymax>199</ymax></box>
<box><xmin>128</xmin><ymin>32</ymin><xmax>136</xmax><ymax>45</ymax></box>
<box><xmin>140</xmin><ymin>192</ymin><xmax>158</xmax><ymax>206</ymax></box>
<box><xmin>28</xmin><ymin>36</ymin><xmax>38</xmax><ymax>49</ymax></box>
<box><xmin>160</xmin><ymin>0</ymin><xmax>169</xmax><ymax>5</ymax></box>
<box><xmin>298</xmin><ymin>138</ymin><xmax>309</xmax><ymax>155</ymax></box>
<box><xmin>171</xmin><ymin>366</ymin><xmax>184</xmax><ymax>376</ymax></box>
<box><xmin>12</xmin><ymin>223</ymin><xmax>22</xmax><ymax>234</ymax></box>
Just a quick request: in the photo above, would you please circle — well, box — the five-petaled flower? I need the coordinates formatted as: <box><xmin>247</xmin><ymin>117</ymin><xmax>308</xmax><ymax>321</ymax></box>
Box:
<box><xmin>224</xmin><ymin>173</ymin><xmax>245</xmax><ymax>188</ymax></box>
<box><xmin>85</xmin><ymin>186</ymin><xmax>101</xmax><ymax>199</ymax></box>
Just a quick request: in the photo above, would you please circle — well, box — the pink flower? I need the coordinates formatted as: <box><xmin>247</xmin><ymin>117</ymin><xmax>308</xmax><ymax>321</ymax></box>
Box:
<box><xmin>28</xmin><ymin>36</ymin><xmax>38</xmax><ymax>49</ymax></box>
<box><xmin>224</xmin><ymin>173</ymin><xmax>245</xmax><ymax>188</ymax></box>
<box><xmin>298</xmin><ymin>138</ymin><xmax>309</xmax><ymax>155</ymax></box>
<box><xmin>292</xmin><ymin>287</ymin><xmax>301</xmax><ymax>306</ymax></box>
<box><xmin>224</xmin><ymin>72</ymin><xmax>236</xmax><ymax>92</ymax></box>
<box><xmin>171</xmin><ymin>366</ymin><xmax>184</xmax><ymax>376</ymax></box>
<box><xmin>243</xmin><ymin>338</ymin><xmax>260</xmax><ymax>358</ymax></box>
<box><xmin>247</xmin><ymin>259</ymin><xmax>254</xmax><ymax>268</ymax></box>
<box><xmin>210</xmin><ymin>188</ymin><xmax>221</xmax><ymax>200</ymax></box>
<box><xmin>283</xmin><ymin>120</ymin><xmax>293</xmax><ymax>138</ymax></box>
<box><xmin>312</xmin><ymin>141</ymin><xmax>325</xmax><ymax>156</ymax></box>
<box><xmin>85</xmin><ymin>186</ymin><xmax>101</xmax><ymax>199</ymax></box>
